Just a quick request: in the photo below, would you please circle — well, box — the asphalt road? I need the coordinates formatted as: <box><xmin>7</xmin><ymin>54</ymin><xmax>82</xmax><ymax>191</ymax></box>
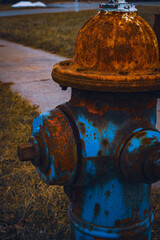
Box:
<box><xmin>0</xmin><ymin>2</ymin><xmax>98</xmax><ymax>17</ymax></box>
<box><xmin>0</xmin><ymin>1</ymin><xmax>160</xmax><ymax>17</ymax></box>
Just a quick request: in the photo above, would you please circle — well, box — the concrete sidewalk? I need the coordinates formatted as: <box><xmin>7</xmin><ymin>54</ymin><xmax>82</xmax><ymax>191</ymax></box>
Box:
<box><xmin>0</xmin><ymin>39</ymin><xmax>160</xmax><ymax>187</ymax></box>
<box><xmin>0</xmin><ymin>39</ymin><xmax>70</xmax><ymax>112</ymax></box>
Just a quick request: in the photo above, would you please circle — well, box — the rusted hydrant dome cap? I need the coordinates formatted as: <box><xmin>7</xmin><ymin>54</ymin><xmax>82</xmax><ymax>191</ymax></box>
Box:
<box><xmin>52</xmin><ymin>8</ymin><xmax>160</xmax><ymax>92</ymax></box>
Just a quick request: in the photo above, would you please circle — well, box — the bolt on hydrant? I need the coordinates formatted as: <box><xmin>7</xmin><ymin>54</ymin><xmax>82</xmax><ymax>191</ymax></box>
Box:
<box><xmin>18</xmin><ymin>0</ymin><xmax>160</xmax><ymax>239</ymax></box>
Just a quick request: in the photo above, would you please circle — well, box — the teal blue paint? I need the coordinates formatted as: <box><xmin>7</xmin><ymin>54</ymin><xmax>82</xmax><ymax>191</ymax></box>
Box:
<box><xmin>86</xmin><ymin>160</ymin><xmax>96</xmax><ymax>176</ymax></box>
<box><xmin>139</xmin><ymin>184</ymin><xmax>151</xmax><ymax>218</ymax></box>
<box><xmin>128</xmin><ymin>138</ymin><xmax>141</xmax><ymax>153</ymax></box>
<box><xmin>145</xmin><ymin>130</ymin><xmax>160</xmax><ymax>142</ymax></box>
<box><xmin>49</xmin><ymin>160</ymin><xmax>55</xmax><ymax>182</ymax></box>
<box><xmin>44</xmin><ymin>125</ymin><xmax>50</xmax><ymax>137</ymax></box>
<box><xmin>154</xmin><ymin>159</ymin><xmax>160</xmax><ymax>166</ymax></box>
<box><xmin>132</xmin><ymin>128</ymin><xmax>143</xmax><ymax>133</ymax></box>
<box><xmin>81</xmin><ymin>179</ymin><xmax>126</xmax><ymax>226</ymax></box>
<box><xmin>151</xmin><ymin>115</ymin><xmax>156</xmax><ymax>126</ymax></box>
<box><xmin>32</xmin><ymin>111</ymin><xmax>51</xmax><ymax>134</ymax></box>
<box><xmin>104</xmin><ymin>122</ymin><xmax>117</xmax><ymax>143</ymax></box>
<box><xmin>76</xmin><ymin>115</ymin><xmax>118</xmax><ymax>157</ymax></box>
<box><xmin>77</xmin><ymin>114</ymin><xmax>101</xmax><ymax>157</ymax></box>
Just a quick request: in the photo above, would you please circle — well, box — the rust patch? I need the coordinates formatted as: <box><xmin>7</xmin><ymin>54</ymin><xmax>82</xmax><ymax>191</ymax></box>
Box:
<box><xmin>76</xmin><ymin>100</ymin><xmax>108</xmax><ymax>116</ymax></box>
<box><xmin>52</xmin><ymin>11</ymin><xmax>160</xmax><ymax>92</ymax></box>
<box><xmin>74</xmin><ymin>12</ymin><xmax>158</xmax><ymax>73</ymax></box>
<box><xmin>78</xmin><ymin>122</ymin><xmax>86</xmax><ymax>135</ymax></box>
<box><xmin>147</xmin><ymin>99</ymin><xmax>156</xmax><ymax>109</ymax></box>
<box><xmin>94</xmin><ymin>203</ymin><xmax>100</xmax><ymax>217</ymax></box>
<box><xmin>46</xmin><ymin>168</ymin><xmax>51</xmax><ymax>178</ymax></box>
<box><xmin>59</xmin><ymin>60</ymin><xmax>72</xmax><ymax>66</ymax></box>
<box><xmin>106</xmin><ymin>190</ymin><xmax>111</xmax><ymax>197</ymax></box>
<box><xmin>98</xmin><ymin>150</ymin><xmax>102</xmax><ymax>156</ymax></box>
<box><xmin>94</xmin><ymin>238</ymin><xmax>106</xmax><ymax>240</ymax></box>
<box><xmin>105</xmin><ymin>210</ymin><xmax>109</xmax><ymax>215</ymax></box>
<box><xmin>142</xmin><ymin>138</ymin><xmax>152</xmax><ymax>145</ymax></box>
<box><xmin>115</xmin><ymin>217</ymin><xmax>132</xmax><ymax>227</ymax></box>
<box><xmin>101</xmin><ymin>139</ymin><xmax>108</xmax><ymax>147</ymax></box>
<box><xmin>136</xmin><ymin>131</ymin><xmax>147</xmax><ymax>139</ymax></box>
<box><xmin>35</xmin><ymin>109</ymin><xmax>78</xmax><ymax>185</ymax></box>
<box><xmin>144</xmin><ymin>209</ymin><xmax>147</xmax><ymax>215</ymax></box>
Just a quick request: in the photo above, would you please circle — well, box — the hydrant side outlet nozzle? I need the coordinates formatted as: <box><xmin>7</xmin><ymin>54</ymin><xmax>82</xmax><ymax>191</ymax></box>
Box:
<box><xmin>18</xmin><ymin>108</ymin><xmax>79</xmax><ymax>186</ymax></box>
<box><xmin>119</xmin><ymin>129</ymin><xmax>160</xmax><ymax>183</ymax></box>
<box><xmin>17</xmin><ymin>142</ymin><xmax>35</xmax><ymax>162</ymax></box>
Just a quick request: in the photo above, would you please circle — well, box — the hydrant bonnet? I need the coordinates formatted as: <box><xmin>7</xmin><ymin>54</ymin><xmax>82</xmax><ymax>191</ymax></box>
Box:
<box><xmin>52</xmin><ymin>3</ymin><xmax>160</xmax><ymax>92</ymax></box>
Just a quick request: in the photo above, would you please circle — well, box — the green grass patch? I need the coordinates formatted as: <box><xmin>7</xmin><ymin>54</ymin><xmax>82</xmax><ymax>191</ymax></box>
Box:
<box><xmin>0</xmin><ymin>6</ymin><xmax>159</xmax><ymax>58</ymax></box>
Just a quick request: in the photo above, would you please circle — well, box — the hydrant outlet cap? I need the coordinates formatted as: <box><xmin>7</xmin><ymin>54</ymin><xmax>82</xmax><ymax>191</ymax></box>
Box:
<box><xmin>52</xmin><ymin>11</ymin><xmax>160</xmax><ymax>92</ymax></box>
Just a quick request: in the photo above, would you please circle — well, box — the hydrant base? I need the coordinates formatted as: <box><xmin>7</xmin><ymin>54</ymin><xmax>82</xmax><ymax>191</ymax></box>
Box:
<box><xmin>68</xmin><ymin>205</ymin><xmax>153</xmax><ymax>240</ymax></box>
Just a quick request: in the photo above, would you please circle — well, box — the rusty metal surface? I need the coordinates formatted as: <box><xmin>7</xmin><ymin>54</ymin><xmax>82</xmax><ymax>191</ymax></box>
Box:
<box><xmin>18</xmin><ymin>108</ymin><xmax>78</xmax><ymax>185</ymax></box>
<box><xmin>52</xmin><ymin>11</ymin><xmax>160</xmax><ymax>92</ymax></box>
<box><xmin>69</xmin><ymin>205</ymin><xmax>153</xmax><ymax>240</ymax></box>
<box><xmin>17</xmin><ymin>142</ymin><xmax>35</xmax><ymax>162</ymax></box>
<box><xmin>153</xmin><ymin>13</ymin><xmax>160</xmax><ymax>60</ymax></box>
<box><xmin>59</xmin><ymin>89</ymin><xmax>159</xmax><ymax>239</ymax></box>
<box><xmin>119</xmin><ymin>129</ymin><xmax>160</xmax><ymax>183</ymax></box>
<box><xmin>17</xmin><ymin>88</ymin><xmax>160</xmax><ymax>239</ymax></box>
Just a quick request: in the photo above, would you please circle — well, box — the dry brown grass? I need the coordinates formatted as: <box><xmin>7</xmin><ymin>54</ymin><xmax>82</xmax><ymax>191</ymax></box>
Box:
<box><xmin>0</xmin><ymin>10</ymin><xmax>96</xmax><ymax>58</ymax></box>
<box><xmin>151</xmin><ymin>187</ymin><xmax>160</xmax><ymax>239</ymax></box>
<box><xmin>0</xmin><ymin>6</ymin><xmax>159</xmax><ymax>58</ymax></box>
<box><xmin>0</xmin><ymin>82</ymin><xmax>69</xmax><ymax>240</ymax></box>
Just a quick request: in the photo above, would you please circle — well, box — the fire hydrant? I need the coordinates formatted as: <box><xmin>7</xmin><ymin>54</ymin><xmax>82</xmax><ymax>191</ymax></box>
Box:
<box><xmin>18</xmin><ymin>0</ymin><xmax>160</xmax><ymax>239</ymax></box>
